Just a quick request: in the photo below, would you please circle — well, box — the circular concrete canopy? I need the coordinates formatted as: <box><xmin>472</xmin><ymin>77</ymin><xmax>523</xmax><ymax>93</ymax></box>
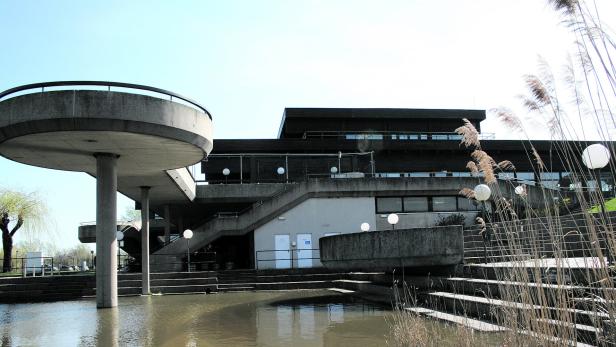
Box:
<box><xmin>0</xmin><ymin>84</ymin><xmax>213</xmax><ymax>174</ymax></box>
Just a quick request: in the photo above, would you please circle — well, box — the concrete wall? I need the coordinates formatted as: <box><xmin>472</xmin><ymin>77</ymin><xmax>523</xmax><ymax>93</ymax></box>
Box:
<box><xmin>253</xmin><ymin>197</ymin><xmax>376</xmax><ymax>270</ymax></box>
<box><xmin>319</xmin><ymin>226</ymin><xmax>463</xmax><ymax>271</ymax></box>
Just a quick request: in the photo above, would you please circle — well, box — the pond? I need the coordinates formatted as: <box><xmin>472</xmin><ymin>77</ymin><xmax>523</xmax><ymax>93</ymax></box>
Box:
<box><xmin>0</xmin><ymin>290</ymin><xmax>501</xmax><ymax>346</ymax></box>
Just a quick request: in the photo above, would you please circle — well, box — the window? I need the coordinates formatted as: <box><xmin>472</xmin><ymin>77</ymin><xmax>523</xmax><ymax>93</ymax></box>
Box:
<box><xmin>403</xmin><ymin>197</ymin><xmax>429</xmax><ymax>212</ymax></box>
<box><xmin>498</xmin><ymin>172</ymin><xmax>515</xmax><ymax>180</ymax></box>
<box><xmin>376</xmin><ymin>173</ymin><xmax>401</xmax><ymax>178</ymax></box>
<box><xmin>516</xmin><ymin>172</ymin><xmax>535</xmax><ymax>184</ymax></box>
<box><xmin>540</xmin><ymin>172</ymin><xmax>560</xmax><ymax>189</ymax></box>
<box><xmin>457</xmin><ymin>197</ymin><xmax>479</xmax><ymax>211</ymax></box>
<box><xmin>408</xmin><ymin>172</ymin><xmax>430</xmax><ymax>177</ymax></box>
<box><xmin>376</xmin><ymin>197</ymin><xmax>402</xmax><ymax>213</ymax></box>
<box><xmin>432</xmin><ymin>196</ymin><xmax>457</xmax><ymax>211</ymax></box>
<box><xmin>432</xmin><ymin>135</ymin><xmax>448</xmax><ymax>140</ymax></box>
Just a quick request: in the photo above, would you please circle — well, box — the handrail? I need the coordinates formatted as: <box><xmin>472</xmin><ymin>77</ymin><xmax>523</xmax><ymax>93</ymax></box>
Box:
<box><xmin>0</xmin><ymin>81</ymin><xmax>212</xmax><ymax>120</ymax></box>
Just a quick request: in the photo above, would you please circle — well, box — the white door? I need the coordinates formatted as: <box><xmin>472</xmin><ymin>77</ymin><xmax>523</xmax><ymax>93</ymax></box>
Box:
<box><xmin>297</xmin><ymin>233</ymin><xmax>313</xmax><ymax>268</ymax></box>
<box><xmin>274</xmin><ymin>234</ymin><xmax>291</xmax><ymax>269</ymax></box>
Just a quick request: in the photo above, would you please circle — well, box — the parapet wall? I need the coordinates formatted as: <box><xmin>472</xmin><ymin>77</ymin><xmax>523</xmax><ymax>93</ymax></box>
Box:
<box><xmin>319</xmin><ymin>226</ymin><xmax>463</xmax><ymax>271</ymax></box>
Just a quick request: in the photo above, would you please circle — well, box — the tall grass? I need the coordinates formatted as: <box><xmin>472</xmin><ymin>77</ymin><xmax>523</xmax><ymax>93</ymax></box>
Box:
<box><xmin>389</xmin><ymin>0</ymin><xmax>616</xmax><ymax>345</ymax></box>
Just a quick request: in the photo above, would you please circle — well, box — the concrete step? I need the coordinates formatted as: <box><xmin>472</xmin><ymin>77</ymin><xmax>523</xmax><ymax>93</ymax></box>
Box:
<box><xmin>537</xmin><ymin>318</ymin><xmax>601</xmax><ymax>346</ymax></box>
<box><xmin>217</xmin><ymin>284</ymin><xmax>256</xmax><ymax>292</ymax></box>
<box><xmin>405</xmin><ymin>307</ymin><xmax>508</xmax><ymax>332</ymax></box>
<box><xmin>119</xmin><ymin>277</ymin><xmax>217</xmax><ymax>287</ymax></box>
<box><xmin>255</xmin><ymin>280</ymin><xmax>333</xmax><ymax>290</ymax></box>
<box><xmin>442</xmin><ymin>277</ymin><xmax>587</xmax><ymax>305</ymax></box>
<box><xmin>254</xmin><ymin>273</ymin><xmax>350</xmax><ymax>283</ymax></box>
<box><xmin>150</xmin><ymin>284</ymin><xmax>217</xmax><ymax>295</ymax></box>
<box><xmin>459</xmin><ymin>264</ymin><xmax>596</xmax><ymax>286</ymax></box>
<box><xmin>427</xmin><ymin>291</ymin><xmax>609</xmax><ymax>327</ymax></box>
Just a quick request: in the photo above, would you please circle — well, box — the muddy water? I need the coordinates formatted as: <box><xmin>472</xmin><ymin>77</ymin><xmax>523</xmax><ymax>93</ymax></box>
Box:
<box><xmin>0</xmin><ymin>290</ymin><xmax>500</xmax><ymax>346</ymax></box>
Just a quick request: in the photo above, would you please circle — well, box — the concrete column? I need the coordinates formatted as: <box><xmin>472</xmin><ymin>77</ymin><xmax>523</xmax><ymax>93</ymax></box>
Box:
<box><xmin>164</xmin><ymin>205</ymin><xmax>171</xmax><ymax>244</ymax></box>
<box><xmin>95</xmin><ymin>153</ymin><xmax>118</xmax><ymax>308</ymax></box>
<box><xmin>140</xmin><ymin>186</ymin><xmax>151</xmax><ymax>295</ymax></box>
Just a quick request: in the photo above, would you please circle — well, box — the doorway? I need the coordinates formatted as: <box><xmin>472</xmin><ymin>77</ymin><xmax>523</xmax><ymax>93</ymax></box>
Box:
<box><xmin>274</xmin><ymin>234</ymin><xmax>291</xmax><ymax>269</ymax></box>
<box><xmin>296</xmin><ymin>233</ymin><xmax>313</xmax><ymax>268</ymax></box>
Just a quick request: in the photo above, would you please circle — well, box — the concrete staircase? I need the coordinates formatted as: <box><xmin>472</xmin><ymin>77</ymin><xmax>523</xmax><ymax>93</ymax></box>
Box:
<box><xmin>118</xmin><ymin>271</ymin><xmax>218</xmax><ymax>295</ymax></box>
<box><xmin>0</xmin><ymin>275</ymin><xmax>96</xmax><ymax>303</ymax></box>
<box><xmin>216</xmin><ymin>268</ymin><xmax>382</xmax><ymax>292</ymax></box>
<box><xmin>155</xmin><ymin>177</ymin><xmax>495</xmax><ymax>263</ymax></box>
<box><xmin>410</xmin><ymin>266</ymin><xmax>612</xmax><ymax>346</ymax></box>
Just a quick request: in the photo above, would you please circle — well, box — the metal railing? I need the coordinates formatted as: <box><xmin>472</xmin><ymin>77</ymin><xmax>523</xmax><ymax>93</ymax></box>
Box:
<box><xmin>1</xmin><ymin>257</ymin><xmax>57</xmax><ymax>277</ymax></box>
<box><xmin>0</xmin><ymin>81</ymin><xmax>212</xmax><ymax>120</ymax></box>
<box><xmin>255</xmin><ymin>248</ymin><xmax>321</xmax><ymax>270</ymax></box>
<box><xmin>150</xmin><ymin>251</ymin><xmax>217</xmax><ymax>272</ymax></box>
<box><xmin>301</xmin><ymin>130</ymin><xmax>496</xmax><ymax>140</ymax></box>
<box><xmin>463</xmin><ymin>213</ymin><xmax>616</xmax><ymax>263</ymax></box>
<box><xmin>204</xmin><ymin>151</ymin><xmax>376</xmax><ymax>184</ymax></box>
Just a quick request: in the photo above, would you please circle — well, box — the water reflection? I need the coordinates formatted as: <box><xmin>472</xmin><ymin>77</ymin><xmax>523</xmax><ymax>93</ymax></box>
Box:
<box><xmin>0</xmin><ymin>290</ymin><xmax>393</xmax><ymax>347</ymax></box>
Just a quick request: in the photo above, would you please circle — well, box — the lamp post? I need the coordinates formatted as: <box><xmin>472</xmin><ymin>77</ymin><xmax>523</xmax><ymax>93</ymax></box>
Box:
<box><xmin>90</xmin><ymin>250</ymin><xmax>94</xmax><ymax>269</ymax></box>
<box><xmin>387</xmin><ymin>213</ymin><xmax>399</xmax><ymax>230</ymax></box>
<box><xmin>582</xmin><ymin>143</ymin><xmax>612</xmax><ymax>264</ymax></box>
<box><xmin>360</xmin><ymin>222</ymin><xmax>370</xmax><ymax>232</ymax></box>
<box><xmin>277</xmin><ymin>167</ymin><xmax>285</xmax><ymax>183</ymax></box>
<box><xmin>474</xmin><ymin>184</ymin><xmax>492</xmax><ymax>264</ymax></box>
<box><xmin>330</xmin><ymin>166</ymin><xmax>338</xmax><ymax>177</ymax></box>
<box><xmin>222</xmin><ymin>168</ymin><xmax>230</xmax><ymax>184</ymax></box>
<box><xmin>116</xmin><ymin>231</ymin><xmax>124</xmax><ymax>270</ymax></box>
<box><xmin>183</xmin><ymin>229</ymin><xmax>193</xmax><ymax>272</ymax></box>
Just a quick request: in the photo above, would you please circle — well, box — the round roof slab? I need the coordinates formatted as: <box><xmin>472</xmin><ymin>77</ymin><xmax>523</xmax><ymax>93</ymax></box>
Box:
<box><xmin>0</xmin><ymin>89</ymin><xmax>213</xmax><ymax>173</ymax></box>
<box><xmin>0</xmin><ymin>131</ymin><xmax>203</xmax><ymax>174</ymax></box>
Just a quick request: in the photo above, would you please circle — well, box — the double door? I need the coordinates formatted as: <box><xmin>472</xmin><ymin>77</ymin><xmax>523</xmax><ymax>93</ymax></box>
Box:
<box><xmin>274</xmin><ymin>233</ymin><xmax>313</xmax><ymax>269</ymax></box>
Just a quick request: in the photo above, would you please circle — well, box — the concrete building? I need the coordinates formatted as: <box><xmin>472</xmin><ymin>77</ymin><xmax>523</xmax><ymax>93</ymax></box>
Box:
<box><xmin>82</xmin><ymin>107</ymin><xmax>612</xmax><ymax>272</ymax></box>
<box><xmin>1</xmin><ymin>81</ymin><xmax>605</xmax><ymax>275</ymax></box>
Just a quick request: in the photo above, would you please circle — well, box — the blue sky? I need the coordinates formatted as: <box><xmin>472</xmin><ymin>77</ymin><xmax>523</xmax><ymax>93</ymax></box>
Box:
<box><xmin>1</xmin><ymin>0</ymin><xmax>615</xmax><ymax>250</ymax></box>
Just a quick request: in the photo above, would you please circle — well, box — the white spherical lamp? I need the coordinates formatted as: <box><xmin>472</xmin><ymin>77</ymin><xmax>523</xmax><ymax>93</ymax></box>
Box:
<box><xmin>183</xmin><ymin>229</ymin><xmax>193</xmax><ymax>239</ymax></box>
<box><xmin>387</xmin><ymin>213</ymin><xmax>399</xmax><ymax>225</ymax></box>
<box><xmin>582</xmin><ymin>144</ymin><xmax>611</xmax><ymax>169</ymax></box>
<box><xmin>514</xmin><ymin>185</ymin><xmax>526</xmax><ymax>196</ymax></box>
<box><xmin>360</xmin><ymin>222</ymin><xmax>370</xmax><ymax>232</ymax></box>
<box><xmin>222</xmin><ymin>168</ymin><xmax>230</xmax><ymax>176</ymax></box>
<box><xmin>330</xmin><ymin>166</ymin><xmax>338</xmax><ymax>174</ymax></box>
<box><xmin>277</xmin><ymin>167</ymin><xmax>285</xmax><ymax>175</ymax></box>
<box><xmin>474</xmin><ymin>184</ymin><xmax>492</xmax><ymax>201</ymax></box>
<box><xmin>116</xmin><ymin>231</ymin><xmax>124</xmax><ymax>241</ymax></box>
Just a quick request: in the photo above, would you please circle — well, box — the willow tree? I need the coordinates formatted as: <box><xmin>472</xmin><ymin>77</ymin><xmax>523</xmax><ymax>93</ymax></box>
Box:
<box><xmin>0</xmin><ymin>189</ymin><xmax>48</xmax><ymax>272</ymax></box>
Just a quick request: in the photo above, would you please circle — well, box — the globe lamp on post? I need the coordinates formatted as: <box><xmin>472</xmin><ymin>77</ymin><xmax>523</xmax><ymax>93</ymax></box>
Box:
<box><xmin>183</xmin><ymin>229</ymin><xmax>193</xmax><ymax>272</ymax></box>
<box><xmin>582</xmin><ymin>143</ymin><xmax>612</xmax><ymax>264</ymax></box>
<box><xmin>474</xmin><ymin>184</ymin><xmax>492</xmax><ymax>264</ymax></box>
<box><xmin>222</xmin><ymin>168</ymin><xmax>230</xmax><ymax>184</ymax></box>
<box><xmin>277</xmin><ymin>167</ymin><xmax>285</xmax><ymax>183</ymax></box>
<box><xmin>387</xmin><ymin>213</ymin><xmax>399</xmax><ymax>230</ymax></box>
<box><xmin>330</xmin><ymin>166</ymin><xmax>338</xmax><ymax>176</ymax></box>
<box><xmin>116</xmin><ymin>231</ymin><xmax>124</xmax><ymax>271</ymax></box>
<box><xmin>360</xmin><ymin>222</ymin><xmax>370</xmax><ymax>232</ymax></box>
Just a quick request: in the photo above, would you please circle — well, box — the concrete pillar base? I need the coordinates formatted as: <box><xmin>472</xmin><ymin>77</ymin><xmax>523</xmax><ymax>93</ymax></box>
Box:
<box><xmin>95</xmin><ymin>153</ymin><xmax>119</xmax><ymax>308</ymax></box>
<box><xmin>141</xmin><ymin>186</ymin><xmax>151</xmax><ymax>295</ymax></box>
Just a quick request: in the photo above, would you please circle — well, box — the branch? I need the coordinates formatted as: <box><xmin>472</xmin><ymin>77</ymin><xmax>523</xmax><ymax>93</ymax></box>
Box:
<box><xmin>9</xmin><ymin>217</ymin><xmax>23</xmax><ymax>237</ymax></box>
